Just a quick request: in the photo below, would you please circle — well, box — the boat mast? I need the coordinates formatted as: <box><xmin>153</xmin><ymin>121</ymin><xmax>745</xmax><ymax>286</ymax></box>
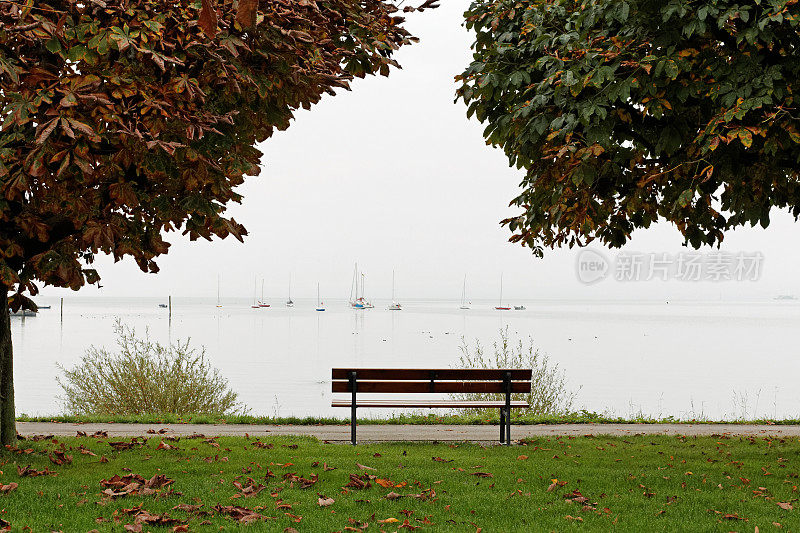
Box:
<box><xmin>499</xmin><ymin>273</ymin><xmax>503</xmax><ymax>307</ymax></box>
<box><xmin>261</xmin><ymin>278</ymin><xmax>264</xmax><ymax>303</ymax></box>
<box><xmin>392</xmin><ymin>270</ymin><xmax>395</xmax><ymax>302</ymax></box>
<box><xmin>217</xmin><ymin>274</ymin><xmax>221</xmax><ymax>306</ymax></box>
<box><xmin>350</xmin><ymin>263</ymin><xmax>358</xmax><ymax>303</ymax></box>
<box><xmin>461</xmin><ymin>274</ymin><xmax>466</xmax><ymax>306</ymax></box>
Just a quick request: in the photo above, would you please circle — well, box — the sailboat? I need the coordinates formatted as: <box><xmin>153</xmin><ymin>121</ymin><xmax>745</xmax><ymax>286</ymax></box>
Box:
<box><xmin>315</xmin><ymin>283</ymin><xmax>326</xmax><ymax>311</ymax></box>
<box><xmin>216</xmin><ymin>275</ymin><xmax>223</xmax><ymax>308</ymax></box>
<box><xmin>495</xmin><ymin>273</ymin><xmax>510</xmax><ymax>310</ymax></box>
<box><xmin>459</xmin><ymin>274</ymin><xmax>470</xmax><ymax>309</ymax></box>
<box><xmin>286</xmin><ymin>274</ymin><xmax>294</xmax><ymax>307</ymax></box>
<box><xmin>258</xmin><ymin>279</ymin><xmax>270</xmax><ymax>307</ymax></box>
<box><xmin>389</xmin><ymin>270</ymin><xmax>401</xmax><ymax>310</ymax></box>
<box><xmin>251</xmin><ymin>276</ymin><xmax>260</xmax><ymax>308</ymax></box>
<box><xmin>349</xmin><ymin>263</ymin><xmax>373</xmax><ymax>309</ymax></box>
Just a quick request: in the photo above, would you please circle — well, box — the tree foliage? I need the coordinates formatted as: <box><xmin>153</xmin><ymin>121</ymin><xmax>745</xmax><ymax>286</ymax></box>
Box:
<box><xmin>0</xmin><ymin>0</ymin><xmax>417</xmax><ymax>307</ymax></box>
<box><xmin>458</xmin><ymin>0</ymin><xmax>800</xmax><ymax>254</ymax></box>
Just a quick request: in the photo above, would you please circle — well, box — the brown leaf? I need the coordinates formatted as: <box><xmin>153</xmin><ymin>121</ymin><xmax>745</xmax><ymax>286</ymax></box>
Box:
<box><xmin>232</xmin><ymin>478</ymin><xmax>265</xmax><ymax>498</ymax></box>
<box><xmin>213</xmin><ymin>504</ymin><xmax>272</xmax><ymax>523</ymax></box>
<box><xmin>385</xmin><ymin>492</ymin><xmax>402</xmax><ymax>500</ymax></box>
<box><xmin>236</xmin><ymin>0</ymin><xmax>258</xmax><ymax>28</ymax></box>
<box><xmin>35</xmin><ymin>118</ymin><xmax>59</xmax><ymax>145</ymax></box>
<box><xmin>198</xmin><ymin>0</ymin><xmax>218</xmax><ymax>39</ymax></box>
<box><xmin>471</xmin><ymin>472</ymin><xmax>493</xmax><ymax>478</ymax></box>
<box><xmin>49</xmin><ymin>450</ymin><xmax>73</xmax><ymax>466</ymax></box>
<box><xmin>776</xmin><ymin>501</ymin><xmax>793</xmax><ymax>511</ymax></box>
<box><xmin>17</xmin><ymin>465</ymin><xmax>57</xmax><ymax>477</ymax></box>
<box><xmin>356</xmin><ymin>463</ymin><xmax>376</xmax><ymax>471</ymax></box>
<box><xmin>344</xmin><ymin>473</ymin><xmax>372</xmax><ymax>490</ymax></box>
<box><xmin>79</xmin><ymin>446</ymin><xmax>97</xmax><ymax>456</ymax></box>
<box><xmin>317</xmin><ymin>496</ymin><xmax>335</xmax><ymax>507</ymax></box>
<box><xmin>0</xmin><ymin>482</ymin><xmax>18</xmax><ymax>494</ymax></box>
<box><xmin>721</xmin><ymin>513</ymin><xmax>745</xmax><ymax>520</ymax></box>
<box><xmin>172</xmin><ymin>504</ymin><xmax>202</xmax><ymax>513</ymax></box>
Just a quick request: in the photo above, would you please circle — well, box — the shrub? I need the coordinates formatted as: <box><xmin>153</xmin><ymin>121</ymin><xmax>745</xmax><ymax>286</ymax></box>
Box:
<box><xmin>451</xmin><ymin>328</ymin><xmax>577</xmax><ymax>416</ymax></box>
<box><xmin>58</xmin><ymin>321</ymin><xmax>244</xmax><ymax>416</ymax></box>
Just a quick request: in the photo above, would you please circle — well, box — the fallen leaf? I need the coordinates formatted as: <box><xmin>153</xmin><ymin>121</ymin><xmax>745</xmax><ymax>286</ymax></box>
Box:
<box><xmin>49</xmin><ymin>450</ymin><xmax>73</xmax><ymax>466</ymax></box>
<box><xmin>17</xmin><ymin>465</ymin><xmax>56</xmax><ymax>477</ymax></box>
<box><xmin>721</xmin><ymin>513</ymin><xmax>745</xmax><ymax>520</ymax></box>
<box><xmin>317</xmin><ymin>496</ymin><xmax>334</xmax><ymax>507</ymax></box>
<box><xmin>356</xmin><ymin>463</ymin><xmax>376</xmax><ymax>471</ymax></box>
<box><xmin>232</xmin><ymin>478</ymin><xmax>265</xmax><ymax>498</ymax></box>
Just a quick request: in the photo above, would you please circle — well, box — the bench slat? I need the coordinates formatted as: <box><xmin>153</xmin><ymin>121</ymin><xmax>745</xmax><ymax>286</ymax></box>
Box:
<box><xmin>332</xmin><ymin>399</ymin><xmax>529</xmax><ymax>408</ymax></box>
<box><xmin>332</xmin><ymin>381</ymin><xmax>531</xmax><ymax>394</ymax></box>
<box><xmin>331</xmin><ymin>369</ymin><xmax>532</xmax><ymax>381</ymax></box>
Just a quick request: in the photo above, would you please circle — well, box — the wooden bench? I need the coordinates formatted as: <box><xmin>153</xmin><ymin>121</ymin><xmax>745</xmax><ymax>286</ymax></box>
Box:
<box><xmin>331</xmin><ymin>368</ymin><xmax>532</xmax><ymax>445</ymax></box>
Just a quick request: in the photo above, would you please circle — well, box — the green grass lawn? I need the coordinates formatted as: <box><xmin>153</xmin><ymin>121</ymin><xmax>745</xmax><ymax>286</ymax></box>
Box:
<box><xmin>0</xmin><ymin>433</ymin><xmax>797</xmax><ymax>531</ymax></box>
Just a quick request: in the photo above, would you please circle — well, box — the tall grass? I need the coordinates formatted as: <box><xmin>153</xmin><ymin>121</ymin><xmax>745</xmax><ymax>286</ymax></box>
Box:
<box><xmin>57</xmin><ymin>321</ymin><xmax>245</xmax><ymax>416</ymax></box>
<box><xmin>451</xmin><ymin>327</ymin><xmax>577</xmax><ymax>416</ymax></box>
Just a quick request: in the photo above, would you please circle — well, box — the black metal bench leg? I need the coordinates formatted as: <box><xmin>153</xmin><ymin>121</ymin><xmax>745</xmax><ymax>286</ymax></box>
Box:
<box><xmin>499</xmin><ymin>408</ymin><xmax>505</xmax><ymax>443</ymax></box>
<box><xmin>351</xmin><ymin>405</ymin><xmax>356</xmax><ymax>446</ymax></box>
<box><xmin>350</xmin><ymin>371</ymin><xmax>357</xmax><ymax>446</ymax></box>
<box><xmin>506</xmin><ymin>407</ymin><xmax>511</xmax><ymax>445</ymax></box>
<box><xmin>503</xmin><ymin>371</ymin><xmax>512</xmax><ymax>445</ymax></box>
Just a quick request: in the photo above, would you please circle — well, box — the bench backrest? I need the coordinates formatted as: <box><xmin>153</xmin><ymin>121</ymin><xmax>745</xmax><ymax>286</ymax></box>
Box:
<box><xmin>331</xmin><ymin>368</ymin><xmax>532</xmax><ymax>394</ymax></box>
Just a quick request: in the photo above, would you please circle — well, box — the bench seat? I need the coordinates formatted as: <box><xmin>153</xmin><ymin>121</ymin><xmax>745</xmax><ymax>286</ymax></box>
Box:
<box><xmin>332</xmin><ymin>399</ymin><xmax>529</xmax><ymax>408</ymax></box>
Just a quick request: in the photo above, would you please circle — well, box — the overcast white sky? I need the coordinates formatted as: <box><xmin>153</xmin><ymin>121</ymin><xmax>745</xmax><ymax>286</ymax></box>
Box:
<box><xmin>40</xmin><ymin>0</ymin><xmax>800</xmax><ymax>302</ymax></box>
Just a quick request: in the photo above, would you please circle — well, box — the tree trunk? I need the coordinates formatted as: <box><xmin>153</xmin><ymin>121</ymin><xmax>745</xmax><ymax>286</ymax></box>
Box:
<box><xmin>0</xmin><ymin>290</ymin><xmax>15</xmax><ymax>446</ymax></box>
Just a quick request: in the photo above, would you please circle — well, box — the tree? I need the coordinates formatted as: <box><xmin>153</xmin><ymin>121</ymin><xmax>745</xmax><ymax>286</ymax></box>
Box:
<box><xmin>0</xmin><ymin>0</ymin><xmax>424</xmax><ymax>445</ymax></box>
<box><xmin>457</xmin><ymin>0</ymin><xmax>800</xmax><ymax>256</ymax></box>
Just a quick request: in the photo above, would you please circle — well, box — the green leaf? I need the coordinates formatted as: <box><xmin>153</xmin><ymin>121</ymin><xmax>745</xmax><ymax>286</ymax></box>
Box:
<box><xmin>45</xmin><ymin>39</ymin><xmax>62</xmax><ymax>54</ymax></box>
<box><xmin>738</xmin><ymin>129</ymin><xmax>753</xmax><ymax>148</ymax></box>
<box><xmin>67</xmin><ymin>45</ymin><xmax>87</xmax><ymax>62</ymax></box>
<box><xmin>677</xmin><ymin>189</ymin><xmax>693</xmax><ymax>208</ymax></box>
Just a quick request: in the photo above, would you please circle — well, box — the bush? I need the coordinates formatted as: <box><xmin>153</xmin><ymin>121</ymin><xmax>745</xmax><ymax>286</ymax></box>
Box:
<box><xmin>58</xmin><ymin>321</ymin><xmax>245</xmax><ymax>416</ymax></box>
<box><xmin>451</xmin><ymin>328</ymin><xmax>577</xmax><ymax>416</ymax></box>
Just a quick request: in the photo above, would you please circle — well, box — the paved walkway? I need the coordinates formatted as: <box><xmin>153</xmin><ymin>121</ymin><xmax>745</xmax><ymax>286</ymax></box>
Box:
<box><xmin>16</xmin><ymin>423</ymin><xmax>800</xmax><ymax>442</ymax></box>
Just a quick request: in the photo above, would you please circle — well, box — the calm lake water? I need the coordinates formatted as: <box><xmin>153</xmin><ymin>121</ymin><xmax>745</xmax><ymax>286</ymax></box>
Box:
<box><xmin>11</xmin><ymin>297</ymin><xmax>800</xmax><ymax>420</ymax></box>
